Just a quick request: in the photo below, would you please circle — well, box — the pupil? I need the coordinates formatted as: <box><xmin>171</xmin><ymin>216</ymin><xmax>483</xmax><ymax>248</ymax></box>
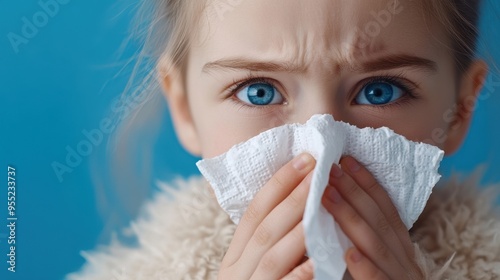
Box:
<box><xmin>373</xmin><ymin>89</ymin><xmax>383</xmax><ymax>97</ymax></box>
<box><xmin>247</xmin><ymin>83</ymin><xmax>275</xmax><ymax>105</ymax></box>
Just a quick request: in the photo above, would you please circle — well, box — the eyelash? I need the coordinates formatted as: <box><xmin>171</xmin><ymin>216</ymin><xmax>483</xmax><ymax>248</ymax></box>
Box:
<box><xmin>351</xmin><ymin>74</ymin><xmax>421</xmax><ymax>109</ymax></box>
<box><xmin>223</xmin><ymin>72</ymin><xmax>420</xmax><ymax>111</ymax></box>
<box><xmin>224</xmin><ymin>73</ymin><xmax>283</xmax><ymax>112</ymax></box>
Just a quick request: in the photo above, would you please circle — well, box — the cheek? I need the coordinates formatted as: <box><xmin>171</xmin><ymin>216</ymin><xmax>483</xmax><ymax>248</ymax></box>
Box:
<box><xmin>349</xmin><ymin>94</ymin><xmax>456</xmax><ymax>149</ymax></box>
<box><xmin>197</xmin><ymin>118</ymin><xmax>276</xmax><ymax>158</ymax></box>
<box><xmin>189</xmin><ymin>95</ymin><xmax>278</xmax><ymax>158</ymax></box>
<box><xmin>394</xmin><ymin>113</ymin><xmax>451</xmax><ymax>148</ymax></box>
<box><xmin>200</xmin><ymin>124</ymin><xmax>255</xmax><ymax>158</ymax></box>
<box><xmin>386</xmin><ymin>106</ymin><xmax>455</xmax><ymax>150</ymax></box>
<box><xmin>190</xmin><ymin>106</ymin><xmax>238</xmax><ymax>158</ymax></box>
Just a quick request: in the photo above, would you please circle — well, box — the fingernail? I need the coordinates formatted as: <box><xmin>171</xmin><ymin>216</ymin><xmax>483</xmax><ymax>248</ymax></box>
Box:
<box><xmin>327</xmin><ymin>187</ymin><xmax>342</xmax><ymax>204</ymax></box>
<box><xmin>350</xmin><ymin>249</ymin><xmax>363</xmax><ymax>263</ymax></box>
<box><xmin>293</xmin><ymin>154</ymin><xmax>313</xmax><ymax>171</ymax></box>
<box><xmin>347</xmin><ymin>158</ymin><xmax>361</xmax><ymax>173</ymax></box>
<box><xmin>331</xmin><ymin>164</ymin><xmax>343</xmax><ymax>178</ymax></box>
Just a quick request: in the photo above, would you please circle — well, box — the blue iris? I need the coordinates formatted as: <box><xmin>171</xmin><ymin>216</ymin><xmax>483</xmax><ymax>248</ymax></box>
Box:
<box><xmin>236</xmin><ymin>83</ymin><xmax>283</xmax><ymax>105</ymax></box>
<box><xmin>355</xmin><ymin>82</ymin><xmax>403</xmax><ymax>105</ymax></box>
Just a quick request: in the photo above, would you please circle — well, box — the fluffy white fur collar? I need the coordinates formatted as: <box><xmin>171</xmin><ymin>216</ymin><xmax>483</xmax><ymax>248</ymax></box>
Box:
<box><xmin>67</xmin><ymin>174</ymin><xmax>500</xmax><ymax>280</ymax></box>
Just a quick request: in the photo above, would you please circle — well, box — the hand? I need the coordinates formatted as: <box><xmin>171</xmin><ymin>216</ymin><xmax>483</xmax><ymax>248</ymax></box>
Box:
<box><xmin>322</xmin><ymin>156</ymin><xmax>424</xmax><ymax>280</ymax></box>
<box><xmin>218</xmin><ymin>153</ymin><xmax>316</xmax><ymax>280</ymax></box>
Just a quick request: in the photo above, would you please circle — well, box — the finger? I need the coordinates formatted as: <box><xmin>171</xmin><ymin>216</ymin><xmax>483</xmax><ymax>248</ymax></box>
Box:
<box><xmin>322</xmin><ymin>185</ymin><xmax>407</xmax><ymax>279</ymax></box>
<box><xmin>339</xmin><ymin>157</ymin><xmax>415</xmax><ymax>258</ymax></box>
<box><xmin>281</xmin><ymin>259</ymin><xmax>314</xmax><ymax>280</ymax></box>
<box><xmin>223</xmin><ymin>153</ymin><xmax>315</xmax><ymax>265</ymax></box>
<box><xmin>239</xmin><ymin>173</ymin><xmax>312</xmax><ymax>276</ymax></box>
<box><xmin>250</xmin><ymin>221</ymin><xmax>307</xmax><ymax>279</ymax></box>
<box><xmin>328</xmin><ymin>162</ymin><xmax>414</xmax><ymax>270</ymax></box>
<box><xmin>346</xmin><ymin>247</ymin><xmax>390</xmax><ymax>280</ymax></box>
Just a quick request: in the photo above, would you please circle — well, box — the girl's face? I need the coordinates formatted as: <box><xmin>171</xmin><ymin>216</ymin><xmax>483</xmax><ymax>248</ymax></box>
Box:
<box><xmin>164</xmin><ymin>0</ymin><xmax>487</xmax><ymax>158</ymax></box>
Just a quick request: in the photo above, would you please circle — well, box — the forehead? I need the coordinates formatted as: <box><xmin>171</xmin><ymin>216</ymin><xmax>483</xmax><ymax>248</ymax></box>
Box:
<box><xmin>193</xmin><ymin>0</ymin><xmax>446</xmax><ymax>73</ymax></box>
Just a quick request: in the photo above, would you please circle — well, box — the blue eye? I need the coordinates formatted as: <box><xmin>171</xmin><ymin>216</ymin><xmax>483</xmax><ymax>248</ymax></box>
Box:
<box><xmin>235</xmin><ymin>82</ymin><xmax>283</xmax><ymax>106</ymax></box>
<box><xmin>355</xmin><ymin>81</ymin><xmax>404</xmax><ymax>105</ymax></box>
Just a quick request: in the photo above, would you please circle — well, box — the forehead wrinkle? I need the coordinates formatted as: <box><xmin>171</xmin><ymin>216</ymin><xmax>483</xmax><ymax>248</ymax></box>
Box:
<box><xmin>273</xmin><ymin>27</ymin><xmax>345</xmax><ymax>76</ymax></box>
<box><xmin>333</xmin><ymin>29</ymin><xmax>388</xmax><ymax>72</ymax></box>
<box><xmin>200</xmin><ymin>0</ymin><xmax>431</xmax><ymax>77</ymax></box>
<box><xmin>278</xmin><ymin>1</ymin><xmax>394</xmax><ymax>76</ymax></box>
<box><xmin>262</xmin><ymin>0</ymin><xmax>348</xmax><ymax>75</ymax></box>
<box><xmin>303</xmin><ymin>2</ymin><xmax>347</xmax><ymax>75</ymax></box>
<box><xmin>203</xmin><ymin>0</ymin><xmax>364</xmax><ymax>76</ymax></box>
<box><xmin>259</xmin><ymin>30</ymin><xmax>308</xmax><ymax>74</ymax></box>
<box><xmin>204</xmin><ymin>33</ymin><xmax>354</xmax><ymax>76</ymax></box>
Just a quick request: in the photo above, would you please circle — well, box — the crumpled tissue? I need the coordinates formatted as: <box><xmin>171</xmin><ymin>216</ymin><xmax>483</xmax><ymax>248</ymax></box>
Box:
<box><xmin>196</xmin><ymin>114</ymin><xmax>444</xmax><ymax>279</ymax></box>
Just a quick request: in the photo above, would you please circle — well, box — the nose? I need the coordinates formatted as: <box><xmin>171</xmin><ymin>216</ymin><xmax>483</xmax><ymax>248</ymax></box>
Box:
<box><xmin>287</xmin><ymin>87</ymin><xmax>345</xmax><ymax>125</ymax></box>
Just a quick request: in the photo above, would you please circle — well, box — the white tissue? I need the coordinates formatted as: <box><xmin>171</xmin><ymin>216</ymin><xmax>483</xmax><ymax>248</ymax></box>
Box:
<box><xmin>196</xmin><ymin>114</ymin><xmax>444</xmax><ymax>280</ymax></box>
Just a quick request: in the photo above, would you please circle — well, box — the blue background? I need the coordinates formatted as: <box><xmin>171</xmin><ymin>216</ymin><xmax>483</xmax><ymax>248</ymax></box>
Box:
<box><xmin>0</xmin><ymin>1</ymin><xmax>499</xmax><ymax>279</ymax></box>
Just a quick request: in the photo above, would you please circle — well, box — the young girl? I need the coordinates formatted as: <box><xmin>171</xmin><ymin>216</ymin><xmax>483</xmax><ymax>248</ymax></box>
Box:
<box><xmin>68</xmin><ymin>0</ymin><xmax>500</xmax><ymax>279</ymax></box>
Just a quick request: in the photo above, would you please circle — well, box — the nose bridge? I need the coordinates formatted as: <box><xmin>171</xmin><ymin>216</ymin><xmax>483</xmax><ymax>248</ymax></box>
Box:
<box><xmin>288</xmin><ymin>84</ymin><xmax>342</xmax><ymax>124</ymax></box>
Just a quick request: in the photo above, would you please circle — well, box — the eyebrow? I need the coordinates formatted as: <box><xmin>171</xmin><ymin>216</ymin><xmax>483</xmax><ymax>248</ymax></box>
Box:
<box><xmin>203</xmin><ymin>58</ymin><xmax>306</xmax><ymax>73</ymax></box>
<box><xmin>202</xmin><ymin>54</ymin><xmax>437</xmax><ymax>74</ymax></box>
<box><xmin>356</xmin><ymin>54</ymin><xmax>438</xmax><ymax>73</ymax></box>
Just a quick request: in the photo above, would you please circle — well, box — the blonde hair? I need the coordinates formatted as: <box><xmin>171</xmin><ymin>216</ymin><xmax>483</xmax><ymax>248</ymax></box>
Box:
<box><xmin>422</xmin><ymin>0</ymin><xmax>482</xmax><ymax>74</ymax></box>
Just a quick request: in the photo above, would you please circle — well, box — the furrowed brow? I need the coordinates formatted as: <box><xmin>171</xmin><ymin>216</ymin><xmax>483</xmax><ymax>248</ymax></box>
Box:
<box><xmin>202</xmin><ymin>58</ymin><xmax>306</xmax><ymax>73</ymax></box>
<box><xmin>355</xmin><ymin>54</ymin><xmax>438</xmax><ymax>73</ymax></box>
<box><xmin>202</xmin><ymin>54</ymin><xmax>437</xmax><ymax>74</ymax></box>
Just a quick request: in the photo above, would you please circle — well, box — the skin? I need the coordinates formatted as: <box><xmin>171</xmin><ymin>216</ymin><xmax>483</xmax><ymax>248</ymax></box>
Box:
<box><xmin>161</xmin><ymin>0</ymin><xmax>488</xmax><ymax>278</ymax></box>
